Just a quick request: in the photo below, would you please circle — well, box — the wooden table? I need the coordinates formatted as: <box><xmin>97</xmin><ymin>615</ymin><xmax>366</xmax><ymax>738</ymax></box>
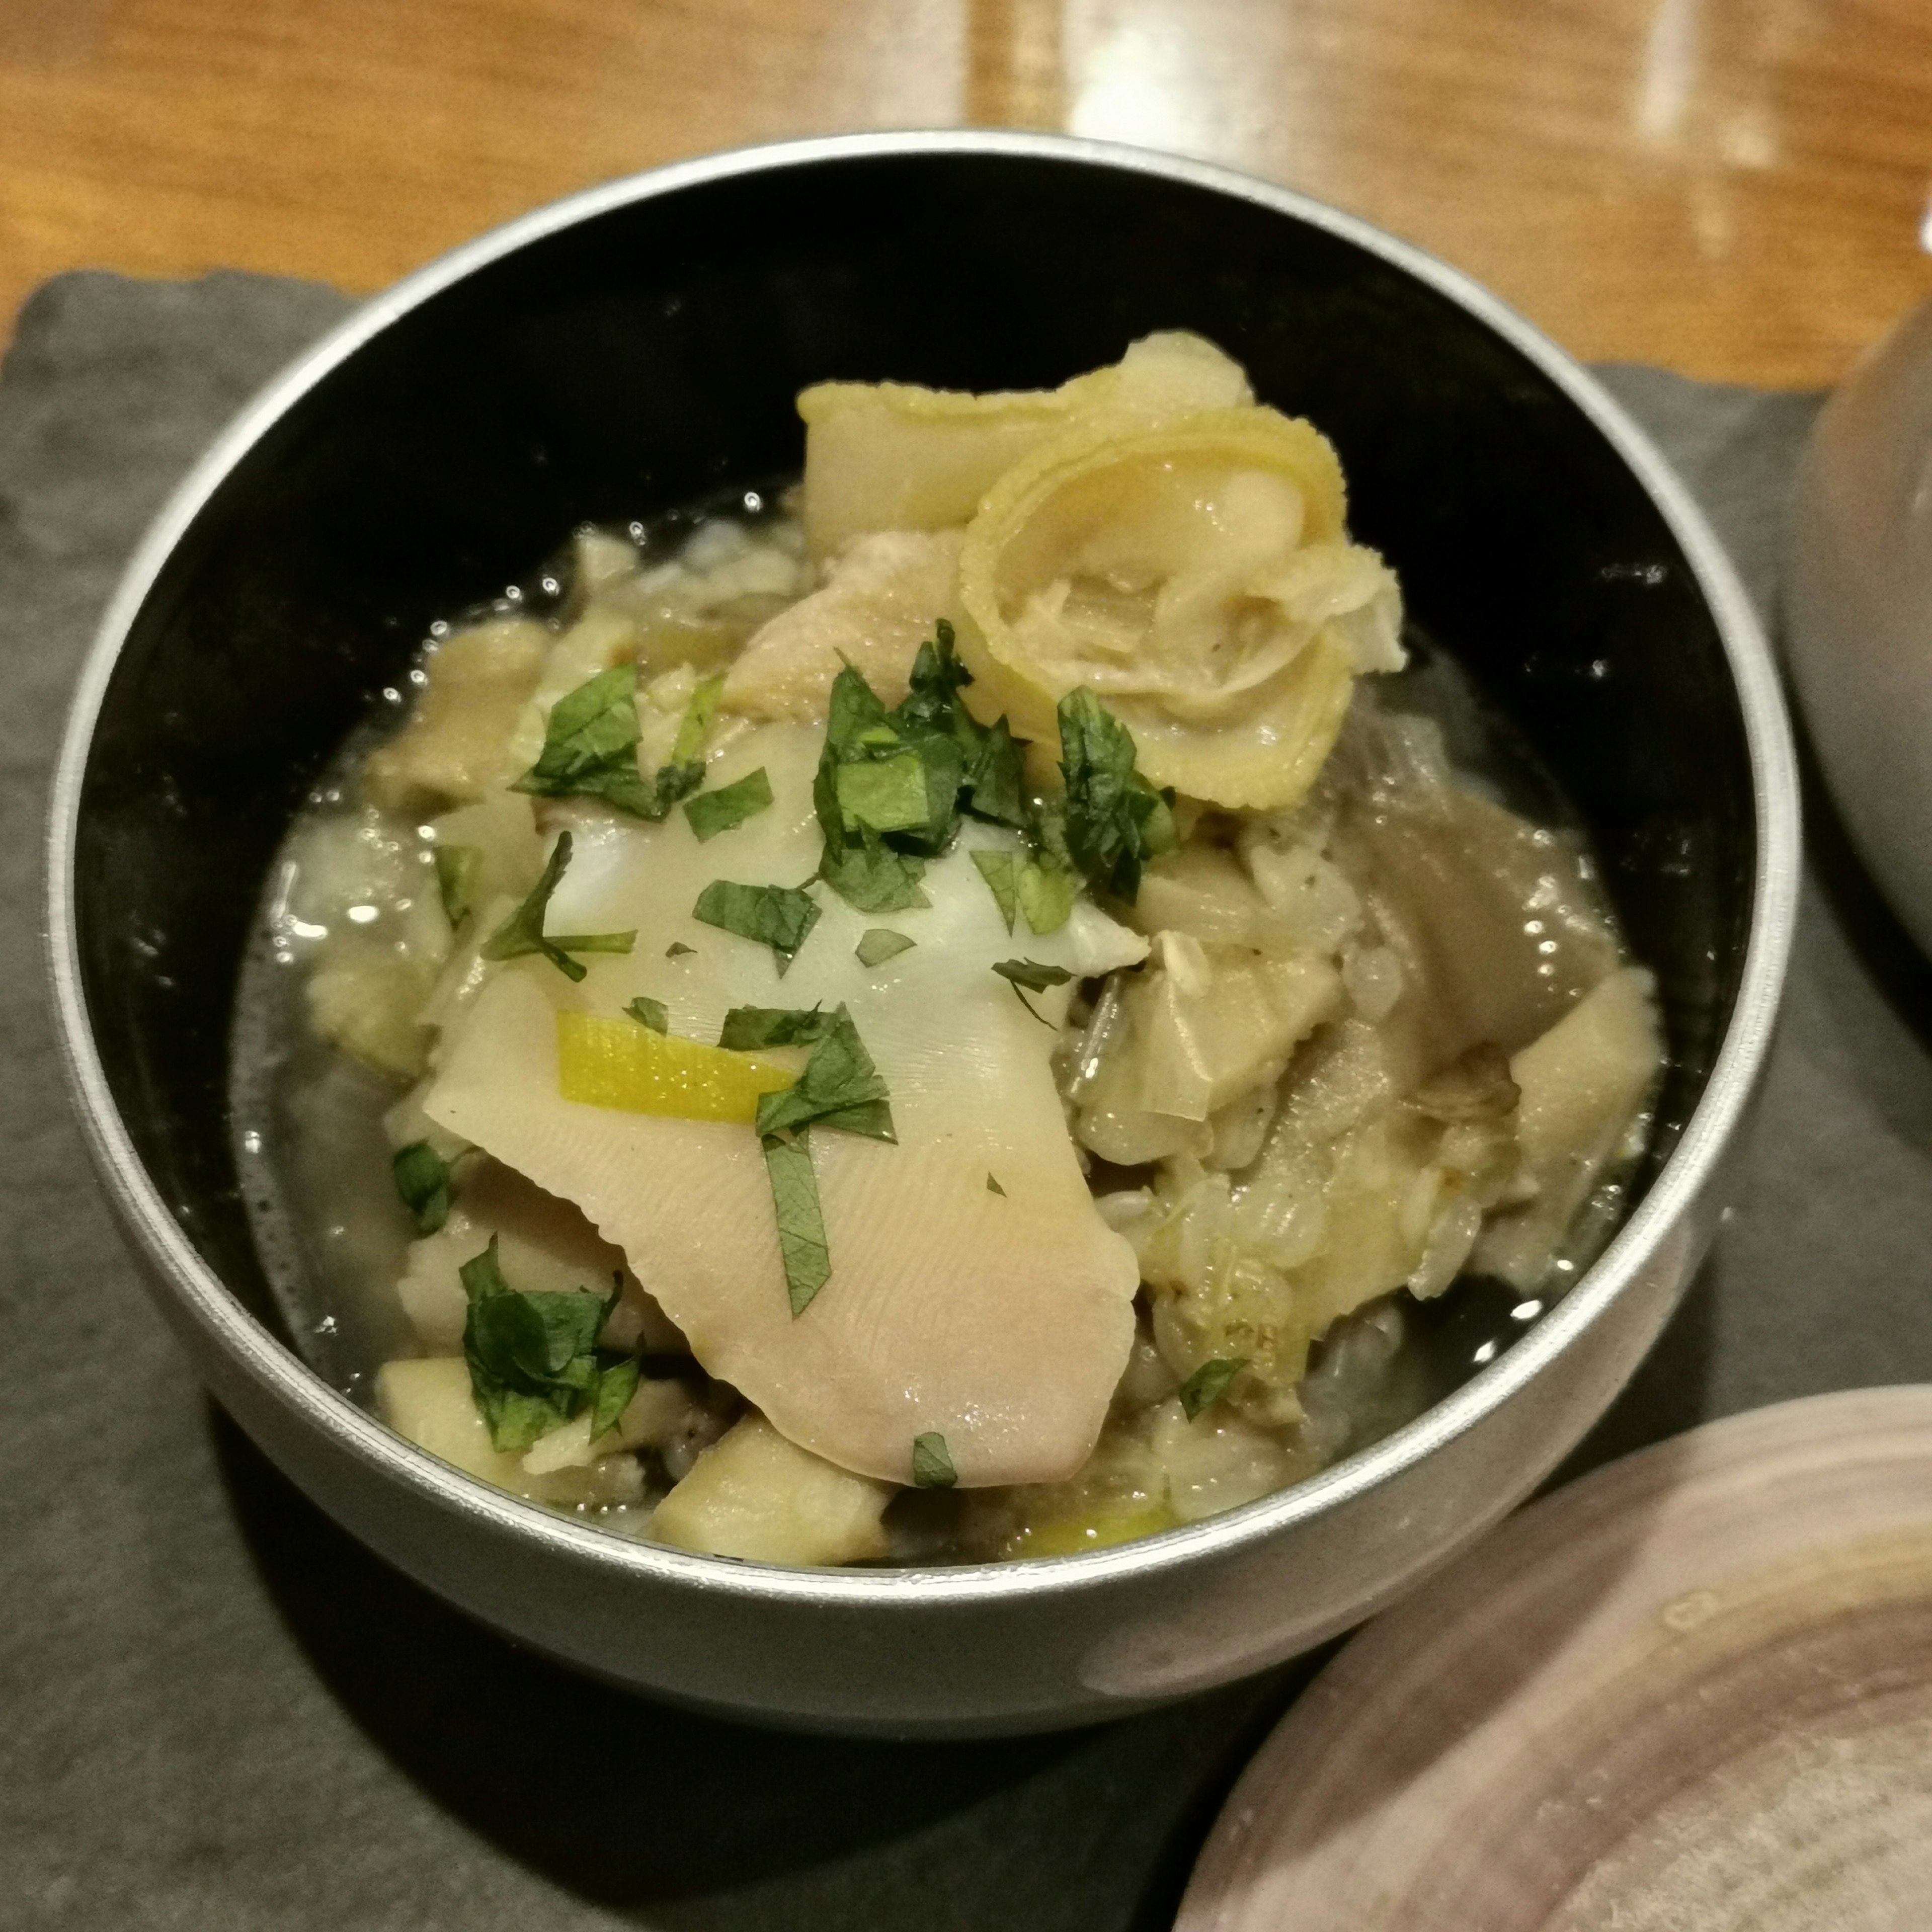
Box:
<box><xmin>1</xmin><ymin>0</ymin><xmax>1927</xmax><ymax>388</ymax></box>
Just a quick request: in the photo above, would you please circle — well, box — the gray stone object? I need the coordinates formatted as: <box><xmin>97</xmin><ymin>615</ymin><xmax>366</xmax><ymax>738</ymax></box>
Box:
<box><xmin>5</xmin><ymin>269</ymin><xmax>1909</xmax><ymax>1928</ymax></box>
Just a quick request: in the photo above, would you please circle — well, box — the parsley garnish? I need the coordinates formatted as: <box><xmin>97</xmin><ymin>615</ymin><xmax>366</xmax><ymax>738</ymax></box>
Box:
<box><xmin>513</xmin><ymin>665</ymin><xmax>722</xmax><ymax>820</ymax></box>
<box><xmin>753</xmin><ymin>1005</ymin><xmax>896</xmax><ymax>1144</ymax></box>
<box><xmin>392</xmin><ymin>1141</ymin><xmax>454</xmax><ymax>1234</ymax></box>
<box><xmin>986</xmin><ymin>1173</ymin><xmax>1006</xmax><ymax>1196</ymax></box>
<box><xmin>856</xmin><ymin>928</ymin><xmax>915</xmax><ymax>968</ymax></box>
<box><xmin>971</xmin><ymin>844</ymin><xmax>1077</xmax><ymax>937</ymax></box>
<box><xmin>911</xmin><ymin>1432</ymin><xmax>957</xmax><ymax>1489</ymax></box>
<box><xmin>683</xmin><ymin>766</ymin><xmax>773</xmax><ymax>843</ymax></box>
<box><xmin>480</xmin><ymin>832</ymin><xmax>636</xmax><ymax>983</ymax></box>
<box><xmin>812</xmin><ymin>621</ymin><xmax>1029</xmax><ymax>915</ymax></box>
<box><xmin>992</xmin><ymin>956</ymin><xmax>1074</xmax><ymax>1024</ymax></box>
<box><xmin>720</xmin><ymin>1005</ymin><xmax>895</xmax><ymax>1316</ymax></box>
<box><xmin>717</xmin><ymin>1005</ymin><xmax>834</xmax><ymax>1050</ymax></box>
<box><xmin>434</xmin><ymin>844</ymin><xmax>481</xmax><ymax>926</ymax></box>
<box><xmin>666</xmin><ymin>941</ymin><xmax>695</xmax><ymax>958</ymax></box>
<box><xmin>1177</xmin><ymin>1357</ymin><xmax>1247</xmax><ymax>1421</ymax></box>
<box><xmin>1057</xmin><ymin>688</ymin><xmax>1178</xmax><ymax>901</ymax></box>
<box><xmin>625</xmin><ymin>996</ymin><xmax>668</xmax><ymax>1033</ymax></box>
<box><xmin>692</xmin><ymin>878</ymin><xmax>822</xmax><ymax>974</ymax></box>
<box><xmin>971</xmin><ymin>849</ymin><xmax>1019</xmax><ymax>930</ymax></box>
<box><xmin>458</xmin><ymin>1238</ymin><xmax>638</xmax><ymax>1452</ymax></box>
<box><xmin>761</xmin><ymin>1131</ymin><xmax>831</xmax><ymax>1316</ymax></box>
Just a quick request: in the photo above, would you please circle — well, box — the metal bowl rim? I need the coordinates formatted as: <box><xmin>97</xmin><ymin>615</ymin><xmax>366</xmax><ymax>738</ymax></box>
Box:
<box><xmin>44</xmin><ymin>127</ymin><xmax>1802</xmax><ymax>1609</ymax></box>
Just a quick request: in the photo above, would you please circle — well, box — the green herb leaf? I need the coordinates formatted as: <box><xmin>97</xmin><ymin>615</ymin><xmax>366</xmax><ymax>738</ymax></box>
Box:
<box><xmin>672</xmin><ymin>673</ymin><xmax>725</xmax><ymax>767</ymax></box>
<box><xmin>818</xmin><ymin>836</ymin><xmax>930</xmax><ymax>913</ymax></box>
<box><xmin>754</xmin><ymin>1005</ymin><xmax>895</xmax><ymax>1143</ymax></box>
<box><xmin>683</xmin><ymin>766</ymin><xmax>773</xmax><ymax>843</ymax></box>
<box><xmin>1015</xmin><ymin>856</ymin><xmax>1077</xmax><ymax>935</ymax></box>
<box><xmin>1177</xmin><ymin>1356</ymin><xmax>1247</xmax><ymax>1421</ymax></box>
<box><xmin>458</xmin><ymin>1236</ymin><xmax>626</xmax><ymax>1451</ymax></box>
<box><xmin>590</xmin><ymin>1353</ymin><xmax>641</xmax><ymax>1438</ymax></box>
<box><xmin>718</xmin><ymin>1005</ymin><xmax>835</xmax><ymax>1051</ymax></box>
<box><xmin>434</xmin><ymin>844</ymin><xmax>482</xmax><ymax>926</ymax></box>
<box><xmin>391</xmin><ymin>1141</ymin><xmax>453</xmax><ymax>1234</ymax></box>
<box><xmin>911</xmin><ymin>1431</ymin><xmax>957</xmax><ymax>1489</ymax></box>
<box><xmin>512</xmin><ymin>665</ymin><xmax>726</xmax><ymax>820</ymax></box>
<box><xmin>625</xmin><ymin>996</ymin><xmax>668</xmax><ymax>1033</ymax></box>
<box><xmin>986</xmin><ymin>1173</ymin><xmax>1005</xmax><ymax>1196</ymax></box>
<box><xmin>1057</xmin><ymin>688</ymin><xmax>1179</xmax><ymax>902</ymax></box>
<box><xmin>480</xmin><ymin>832</ymin><xmax>634</xmax><ymax>982</ymax></box>
<box><xmin>692</xmin><ymin>878</ymin><xmax>822</xmax><ymax>973</ymax></box>
<box><xmin>762</xmin><ymin>1131</ymin><xmax>831</xmax><ymax>1317</ymax></box>
<box><xmin>993</xmin><ymin>956</ymin><xmax>1075</xmax><ymax>1026</ymax></box>
<box><xmin>992</xmin><ymin>958</ymin><xmax>1075</xmax><ymax>994</ymax></box>
<box><xmin>835</xmin><ymin>753</ymin><xmax>932</xmax><ymax>834</ymax></box>
<box><xmin>856</xmin><ymin>928</ymin><xmax>915</xmax><ymax>968</ymax></box>
<box><xmin>666</xmin><ymin>941</ymin><xmax>696</xmax><ymax>958</ymax></box>
<box><xmin>971</xmin><ymin>849</ymin><xmax>1018</xmax><ymax>931</ymax></box>
<box><xmin>964</xmin><ymin>716</ymin><xmax>1027</xmax><ymax>829</ymax></box>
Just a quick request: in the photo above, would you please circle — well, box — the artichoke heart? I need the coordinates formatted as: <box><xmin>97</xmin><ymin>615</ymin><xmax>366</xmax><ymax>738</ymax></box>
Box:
<box><xmin>954</xmin><ymin>408</ymin><xmax>1405</xmax><ymax>811</ymax></box>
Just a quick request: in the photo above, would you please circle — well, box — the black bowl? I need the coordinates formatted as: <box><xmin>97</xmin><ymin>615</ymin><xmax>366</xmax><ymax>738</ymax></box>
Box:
<box><xmin>47</xmin><ymin>134</ymin><xmax>1797</xmax><ymax>1733</ymax></box>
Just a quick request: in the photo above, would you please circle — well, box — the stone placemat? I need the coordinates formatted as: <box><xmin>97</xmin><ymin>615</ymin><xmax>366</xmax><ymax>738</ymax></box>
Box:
<box><xmin>3</xmin><ymin>272</ymin><xmax>1915</xmax><ymax>1932</ymax></box>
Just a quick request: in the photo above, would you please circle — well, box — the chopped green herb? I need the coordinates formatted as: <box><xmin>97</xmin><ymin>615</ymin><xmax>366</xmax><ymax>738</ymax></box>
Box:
<box><xmin>512</xmin><ymin>664</ymin><xmax>724</xmax><ymax>820</ymax></box>
<box><xmin>818</xmin><ymin>835</ymin><xmax>931</xmax><ymax>914</ymax></box>
<box><xmin>625</xmin><ymin>996</ymin><xmax>668</xmax><ymax>1033</ymax></box>
<box><xmin>986</xmin><ymin>1173</ymin><xmax>1006</xmax><ymax>1196</ymax></box>
<box><xmin>993</xmin><ymin>958</ymin><xmax>1074</xmax><ymax>993</ymax></box>
<box><xmin>1057</xmin><ymin>688</ymin><xmax>1178</xmax><ymax>902</ymax></box>
<box><xmin>480</xmin><ymin>832</ymin><xmax>635</xmax><ymax>982</ymax></box>
<box><xmin>762</xmin><ymin>1131</ymin><xmax>831</xmax><ymax>1316</ymax></box>
<box><xmin>692</xmin><ymin>878</ymin><xmax>822</xmax><ymax>973</ymax></box>
<box><xmin>911</xmin><ymin>1432</ymin><xmax>957</xmax><ymax>1489</ymax></box>
<box><xmin>1177</xmin><ymin>1356</ymin><xmax>1247</xmax><ymax>1421</ymax></box>
<box><xmin>434</xmin><ymin>844</ymin><xmax>482</xmax><ymax>926</ymax></box>
<box><xmin>835</xmin><ymin>754</ymin><xmax>932</xmax><ymax>835</ymax></box>
<box><xmin>993</xmin><ymin>956</ymin><xmax>1075</xmax><ymax>1025</ymax></box>
<box><xmin>666</xmin><ymin>941</ymin><xmax>696</xmax><ymax>958</ymax></box>
<box><xmin>718</xmin><ymin>1005</ymin><xmax>835</xmax><ymax>1051</ymax></box>
<box><xmin>458</xmin><ymin>1236</ymin><xmax>635</xmax><ymax>1452</ymax></box>
<box><xmin>856</xmin><ymin>928</ymin><xmax>915</xmax><ymax>968</ymax></box>
<box><xmin>811</xmin><ymin>622</ymin><xmax>1028</xmax><ymax>914</ymax></box>
<box><xmin>972</xmin><ymin>849</ymin><xmax>1019</xmax><ymax>931</ymax></box>
<box><xmin>754</xmin><ymin>1005</ymin><xmax>895</xmax><ymax>1144</ymax></box>
<box><xmin>683</xmin><ymin>766</ymin><xmax>773</xmax><ymax>843</ymax></box>
<box><xmin>589</xmin><ymin>1353</ymin><xmax>641</xmax><ymax>1438</ymax></box>
<box><xmin>391</xmin><ymin>1141</ymin><xmax>453</xmax><ymax>1234</ymax></box>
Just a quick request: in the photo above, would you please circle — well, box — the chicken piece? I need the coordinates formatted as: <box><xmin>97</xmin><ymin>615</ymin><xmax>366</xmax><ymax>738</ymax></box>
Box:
<box><xmin>720</xmin><ymin>529</ymin><xmax>963</xmax><ymax>721</ymax></box>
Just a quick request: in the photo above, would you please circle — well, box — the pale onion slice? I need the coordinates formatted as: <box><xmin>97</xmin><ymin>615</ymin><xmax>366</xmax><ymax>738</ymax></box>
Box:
<box><xmin>954</xmin><ymin>408</ymin><xmax>1403</xmax><ymax>810</ymax></box>
<box><xmin>797</xmin><ymin>331</ymin><xmax>1253</xmax><ymax>557</ymax></box>
<box><xmin>420</xmin><ymin>722</ymin><xmax>1147</xmax><ymax>1488</ymax></box>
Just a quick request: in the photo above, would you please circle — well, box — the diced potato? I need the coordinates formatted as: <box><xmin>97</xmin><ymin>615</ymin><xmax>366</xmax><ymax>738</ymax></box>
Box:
<box><xmin>721</xmin><ymin>529</ymin><xmax>963</xmax><ymax>721</ymax></box>
<box><xmin>1474</xmin><ymin>966</ymin><xmax>1662</xmax><ymax>1287</ymax></box>
<box><xmin>376</xmin><ymin>1357</ymin><xmax>644</xmax><ymax>1506</ymax></box>
<box><xmin>650</xmin><ymin>1415</ymin><xmax>893</xmax><ymax>1566</ymax></box>
<box><xmin>365</xmin><ymin>618</ymin><xmax>549</xmax><ymax>814</ymax></box>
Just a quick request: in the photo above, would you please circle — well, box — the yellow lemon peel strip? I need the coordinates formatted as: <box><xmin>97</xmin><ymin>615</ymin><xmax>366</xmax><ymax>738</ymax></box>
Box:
<box><xmin>555</xmin><ymin>1011</ymin><xmax>794</xmax><ymax>1123</ymax></box>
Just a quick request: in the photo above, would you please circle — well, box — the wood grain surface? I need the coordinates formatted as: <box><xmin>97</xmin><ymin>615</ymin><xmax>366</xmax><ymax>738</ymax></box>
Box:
<box><xmin>0</xmin><ymin>0</ymin><xmax>1927</xmax><ymax>384</ymax></box>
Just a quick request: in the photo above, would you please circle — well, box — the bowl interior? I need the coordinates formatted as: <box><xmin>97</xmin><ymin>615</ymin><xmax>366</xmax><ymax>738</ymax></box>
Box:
<box><xmin>69</xmin><ymin>146</ymin><xmax>1754</xmax><ymax>1359</ymax></box>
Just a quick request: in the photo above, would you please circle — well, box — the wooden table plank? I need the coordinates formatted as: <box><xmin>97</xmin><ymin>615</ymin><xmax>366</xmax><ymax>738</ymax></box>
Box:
<box><xmin>0</xmin><ymin>0</ymin><xmax>1927</xmax><ymax>384</ymax></box>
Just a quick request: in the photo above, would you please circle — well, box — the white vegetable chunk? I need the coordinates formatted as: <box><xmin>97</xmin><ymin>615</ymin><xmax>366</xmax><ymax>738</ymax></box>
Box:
<box><xmin>376</xmin><ymin>1357</ymin><xmax>643</xmax><ymax>1506</ymax></box>
<box><xmin>422</xmin><ymin>724</ymin><xmax>1147</xmax><ymax>1487</ymax></box>
<box><xmin>650</xmin><ymin>1415</ymin><xmax>893</xmax><ymax>1565</ymax></box>
<box><xmin>721</xmin><ymin>529</ymin><xmax>963</xmax><ymax>721</ymax></box>
<box><xmin>1473</xmin><ymin>965</ymin><xmax>1663</xmax><ymax>1287</ymax></box>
